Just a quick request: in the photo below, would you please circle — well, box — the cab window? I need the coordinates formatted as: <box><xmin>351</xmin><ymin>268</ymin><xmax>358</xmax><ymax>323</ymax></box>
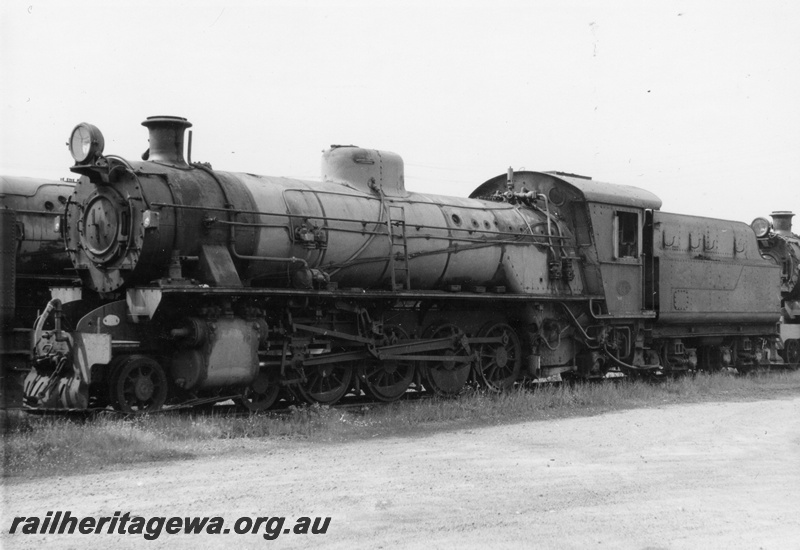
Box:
<box><xmin>614</xmin><ymin>211</ymin><xmax>639</xmax><ymax>258</ymax></box>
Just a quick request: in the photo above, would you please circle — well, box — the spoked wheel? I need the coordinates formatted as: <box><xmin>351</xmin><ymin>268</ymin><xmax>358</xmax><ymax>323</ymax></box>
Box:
<box><xmin>785</xmin><ymin>339</ymin><xmax>800</xmax><ymax>369</ymax></box>
<box><xmin>297</xmin><ymin>362</ymin><xmax>353</xmax><ymax>405</ymax></box>
<box><xmin>475</xmin><ymin>323</ymin><xmax>522</xmax><ymax>392</ymax></box>
<box><xmin>362</xmin><ymin>325</ymin><xmax>415</xmax><ymax>402</ymax></box>
<box><xmin>109</xmin><ymin>355</ymin><xmax>168</xmax><ymax>413</ymax></box>
<box><xmin>238</xmin><ymin>370</ymin><xmax>281</xmax><ymax>412</ymax></box>
<box><xmin>422</xmin><ymin>323</ymin><xmax>472</xmax><ymax>397</ymax></box>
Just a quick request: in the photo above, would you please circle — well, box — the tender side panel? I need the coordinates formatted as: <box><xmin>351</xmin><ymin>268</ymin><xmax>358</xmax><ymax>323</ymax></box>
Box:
<box><xmin>653</xmin><ymin>211</ymin><xmax>780</xmax><ymax>325</ymax></box>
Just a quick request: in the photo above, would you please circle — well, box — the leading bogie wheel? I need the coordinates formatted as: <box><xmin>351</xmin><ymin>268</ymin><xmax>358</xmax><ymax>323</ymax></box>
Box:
<box><xmin>475</xmin><ymin>322</ymin><xmax>522</xmax><ymax>392</ymax></box>
<box><xmin>238</xmin><ymin>370</ymin><xmax>281</xmax><ymax>412</ymax></box>
<box><xmin>109</xmin><ymin>355</ymin><xmax>168</xmax><ymax>413</ymax></box>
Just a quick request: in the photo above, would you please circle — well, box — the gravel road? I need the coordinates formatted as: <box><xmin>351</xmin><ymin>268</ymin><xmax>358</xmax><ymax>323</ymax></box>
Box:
<box><xmin>3</xmin><ymin>396</ymin><xmax>799</xmax><ymax>549</ymax></box>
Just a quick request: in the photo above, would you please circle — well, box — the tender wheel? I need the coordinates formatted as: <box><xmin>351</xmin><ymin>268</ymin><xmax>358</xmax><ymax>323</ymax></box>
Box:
<box><xmin>238</xmin><ymin>371</ymin><xmax>280</xmax><ymax>412</ymax></box>
<box><xmin>422</xmin><ymin>323</ymin><xmax>472</xmax><ymax>397</ymax></box>
<box><xmin>475</xmin><ymin>323</ymin><xmax>521</xmax><ymax>392</ymax></box>
<box><xmin>362</xmin><ymin>325</ymin><xmax>415</xmax><ymax>402</ymax></box>
<box><xmin>109</xmin><ymin>355</ymin><xmax>168</xmax><ymax>413</ymax></box>
<box><xmin>297</xmin><ymin>362</ymin><xmax>353</xmax><ymax>405</ymax></box>
<box><xmin>785</xmin><ymin>339</ymin><xmax>800</xmax><ymax>369</ymax></box>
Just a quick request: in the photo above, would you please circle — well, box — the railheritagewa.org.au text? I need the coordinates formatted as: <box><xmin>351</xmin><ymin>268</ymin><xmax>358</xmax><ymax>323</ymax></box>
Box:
<box><xmin>8</xmin><ymin>511</ymin><xmax>331</xmax><ymax>541</ymax></box>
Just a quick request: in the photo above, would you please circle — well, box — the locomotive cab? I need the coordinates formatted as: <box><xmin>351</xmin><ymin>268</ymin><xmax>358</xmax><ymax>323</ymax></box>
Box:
<box><xmin>471</xmin><ymin>170</ymin><xmax>661</xmax><ymax>318</ymax></box>
<box><xmin>556</xmin><ymin>175</ymin><xmax>660</xmax><ymax>318</ymax></box>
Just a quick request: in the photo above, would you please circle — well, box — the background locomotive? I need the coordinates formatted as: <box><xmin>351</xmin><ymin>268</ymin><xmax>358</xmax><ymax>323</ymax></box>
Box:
<box><xmin>22</xmin><ymin>116</ymin><xmax>788</xmax><ymax>412</ymax></box>
<box><xmin>751</xmin><ymin>211</ymin><xmax>800</xmax><ymax>368</ymax></box>
<box><xmin>1</xmin><ymin>175</ymin><xmax>76</xmax><ymax>407</ymax></box>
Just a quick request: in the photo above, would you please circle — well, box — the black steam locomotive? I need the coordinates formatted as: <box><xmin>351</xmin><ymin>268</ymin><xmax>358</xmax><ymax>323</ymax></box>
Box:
<box><xmin>751</xmin><ymin>212</ymin><xmax>800</xmax><ymax>368</ymax></box>
<box><xmin>21</xmin><ymin>117</ymin><xmax>794</xmax><ymax>412</ymax></box>
<box><xmin>0</xmin><ymin>175</ymin><xmax>76</xmax><ymax>406</ymax></box>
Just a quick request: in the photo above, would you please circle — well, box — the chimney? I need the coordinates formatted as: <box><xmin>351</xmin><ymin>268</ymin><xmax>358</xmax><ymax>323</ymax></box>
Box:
<box><xmin>771</xmin><ymin>211</ymin><xmax>794</xmax><ymax>236</ymax></box>
<box><xmin>141</xmin><ymin>116</ymin><xmax>192</xmax><ymax>166</ymax></box>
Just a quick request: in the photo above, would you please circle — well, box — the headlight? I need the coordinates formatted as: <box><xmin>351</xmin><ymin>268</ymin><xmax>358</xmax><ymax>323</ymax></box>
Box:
<box><xmin>750</xmin><ymin>217</ymin><xmax>771</xmax><ymax>238</ymax></box>
<box><xmin>68</xmin><ymin>123</ymin><xmax>104</xmax><ymax>164</ymax></box>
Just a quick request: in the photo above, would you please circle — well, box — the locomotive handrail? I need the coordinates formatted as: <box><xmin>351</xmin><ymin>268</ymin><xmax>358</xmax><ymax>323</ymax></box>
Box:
<box><xmin>146</xmin><ymin>284</ymin><xmax>604</xmax><ymax>301</ymax></box>
<box><xmin>587</xmin><ymin>298</ymin><xmax>656</xmax><ymax>319</ymax></box>
<box><xmin>154</xmin><ymin>197</ymin><xmax>576</xmax><ymax>277</ymax></box>
<box><xmin>8</xmin><ymin>209</ymin><xmax>62</xmax><ymax>216</ymax></box>
<box><xmin>211</xmin><ymin>202</ymin><xmax>309</xmax><ymax>267</ymax></box>
<box><xmin>212</xmin><ymin>216</ymin><xmax>387</xmax><ymax>238</ymax></box>
<box><xmin>15</xmin><ymin>273</ymin><xmax>79</xmax><ymax>281</ymax></box>
<box><xmin>226</xmin><ymin>221</ymin><xmax>308</xmax><ymax>267</ymax></box>
<box><xmin>320</xmin><ymin>240</ymin><xmax>543</xmax><ymax>273</ymax></box>
<box><xmin>285</xmin><ymin>186</ymin><xmax>536</xmax><ymax>214</ymax></box>
<box><xmin>148</xmin><ymin>201</ymin><xmax>571</xmax><ymax>241</ymax></box>
<box><xmin>229</xmin><ymin>250</ymin><xmax>309</xmax><ymax>266</ymax></box>
<box><xmin>210</xmin><ymin>217</ymin><xmax>568</xmax><ymax>246</ymax></box>
<box><xmin>207</xmin><ymin>218</ymin><xmax>289</xmax><ymax>229</ymax></box>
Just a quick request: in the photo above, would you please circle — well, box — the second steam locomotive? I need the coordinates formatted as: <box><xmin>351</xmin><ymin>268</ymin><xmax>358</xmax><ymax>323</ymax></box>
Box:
<box><xmin>23</xmin><ymin>116</ymin><xmax>793</xmax><ymax>412</ymax></box>
<box><xmin>1</xmin><ymin>175</ymin><xmax>76</xmax><ymax>406</ymax></box>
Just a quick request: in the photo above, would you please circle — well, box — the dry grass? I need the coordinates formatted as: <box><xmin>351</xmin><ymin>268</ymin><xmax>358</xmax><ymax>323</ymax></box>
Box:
<box><xmin>4</xmin><ymin>370</ymin><xmax>800</xmax><ymax>479</ymax></box>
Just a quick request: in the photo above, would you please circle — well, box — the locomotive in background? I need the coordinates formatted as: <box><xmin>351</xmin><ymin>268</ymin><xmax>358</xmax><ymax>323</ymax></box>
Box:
<box><xmin>752</xmin><ymin>212</ymin><xmax>800</xmax><ymax>368</ymax></box>
<box><xmin>0</xmin><ymin>176</ymin><xmax>77</xmax><ymax>406</ymax></box>
<box><xmin>21</xmin><ymin>116</ymin><xmax>791</xmax><ymax>412</ymax></box>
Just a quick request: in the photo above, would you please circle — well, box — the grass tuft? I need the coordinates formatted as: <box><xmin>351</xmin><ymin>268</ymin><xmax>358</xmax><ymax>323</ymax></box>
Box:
<box><xmin>4</xmin><ymin>370</ymin><xmax>800</xmax><ymax>479</ymax></box>
<box><xmin>2</xmin><ymin>415</ymin><xmax>193</xmax><ymax>477</ymax></box>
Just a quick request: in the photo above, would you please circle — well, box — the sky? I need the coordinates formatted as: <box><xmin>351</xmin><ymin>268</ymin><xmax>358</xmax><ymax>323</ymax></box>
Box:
<box><xmin>2</xmin><ymin>0</ymin><xmax>799</xmax><ymax>224</ymax></box>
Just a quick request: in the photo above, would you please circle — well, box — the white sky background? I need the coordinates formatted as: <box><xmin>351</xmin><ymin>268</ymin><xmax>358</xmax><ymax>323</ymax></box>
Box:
<box><xmin>1</xmin><ymin>0</ymin><xmax>798</xmax><ymax>223</ymax></box>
